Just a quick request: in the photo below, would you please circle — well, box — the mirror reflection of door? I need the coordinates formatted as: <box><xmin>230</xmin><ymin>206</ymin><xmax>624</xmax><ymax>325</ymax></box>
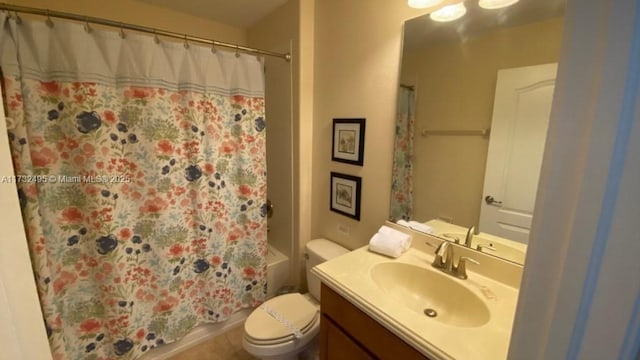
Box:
<box><xmin>479</xmin><ymin>63</ymin><xmax>557</xmax><ymax>243</ymax></box>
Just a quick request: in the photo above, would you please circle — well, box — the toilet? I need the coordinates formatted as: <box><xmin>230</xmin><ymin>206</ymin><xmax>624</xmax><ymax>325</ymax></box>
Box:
<box><xmin>242</xmin><ymin>238</ymin><xmax>349</xmax><ymax>360</ymax></box>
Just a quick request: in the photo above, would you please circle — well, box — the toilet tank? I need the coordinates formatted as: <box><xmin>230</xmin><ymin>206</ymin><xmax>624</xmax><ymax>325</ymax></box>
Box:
<box><xmin>305</xmin><ymin>238</ymin><xmax>349</xmax><ymax>301</ymax></box>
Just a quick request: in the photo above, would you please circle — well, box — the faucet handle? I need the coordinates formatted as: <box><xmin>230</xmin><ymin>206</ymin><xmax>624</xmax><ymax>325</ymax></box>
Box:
<box><xmin>455</xmin><ymin>256</ymin><xmax>479</xmax><ymax>279</ymax></box>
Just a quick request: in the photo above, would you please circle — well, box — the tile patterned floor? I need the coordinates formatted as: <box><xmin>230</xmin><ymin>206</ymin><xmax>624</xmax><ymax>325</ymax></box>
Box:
<box><xmin>167</xmin><ymin>325</ymin><xmax>257</xmax><ymax>360</ymax></box>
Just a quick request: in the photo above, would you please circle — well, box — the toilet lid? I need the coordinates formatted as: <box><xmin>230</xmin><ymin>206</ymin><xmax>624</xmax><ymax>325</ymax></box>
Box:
<box><xmin>245</xmin><ymin>293</ymin><xmax>318</xmax><ymax>342</ymax></box>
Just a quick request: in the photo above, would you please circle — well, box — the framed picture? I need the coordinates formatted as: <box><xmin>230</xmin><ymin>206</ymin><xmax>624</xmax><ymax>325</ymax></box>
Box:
<box><xmin>330</xmin><ymin>172</ymin><xmax>362</xmax><ymax>220</ymax></box>
<box><xmin>332</xmin><ymin>118</ymin><xmax>366</xmax><ymax>166</ymax></box>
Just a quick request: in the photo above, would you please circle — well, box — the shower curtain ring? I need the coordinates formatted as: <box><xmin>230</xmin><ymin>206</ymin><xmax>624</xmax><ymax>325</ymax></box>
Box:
<box><xmin>119</xmin><ymin>24</ymin><xmax>126</xmax><ymax>39</ymax></box>
<box><xmin>83</xmin><ymin>17</ymin><xmax>92</xmax><ymax>33</ymax></box>
<box><xmin>153</xmin><ymin>30</ymin><xmax>160</xmax><ymax>44</ymax></box>
<box><xmin>45</xmin><ymin>10</ymin><xmax>54</xmax><ymax>28</ymax></box>
<box><xmin>183</xmin><ymin>35</ymin><xmax>189</xmax><ymax>49</ymax></box>
<box><xmin>211</xmin><ymin>41</ymin><xmax>217</xmax><ymax>54</ymax></box>
<box><xmin>14</xmin><ymin>12</ymin><xmax>22</xmax><ymax>25</ymax></box>
<box><xmin>235</xmin><ymin>45</ymin><xmax>240</xmax><ymax>58</ymax></box>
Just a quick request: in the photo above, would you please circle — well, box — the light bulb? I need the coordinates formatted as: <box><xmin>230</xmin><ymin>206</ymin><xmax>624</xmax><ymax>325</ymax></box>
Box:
<box><xmin>478</xmin><ymin>0</ymin><xmax>519</xmax><ymax>10</ymax></box>
<box><xmin>430</xmin><ymin>3</ymin><xmax>467</xmax><ymax>22</ymax></box>
<box><xmin>408</xmin><ymin>0</ymin><xmax>445</xmax><ymax>9</ymax></box>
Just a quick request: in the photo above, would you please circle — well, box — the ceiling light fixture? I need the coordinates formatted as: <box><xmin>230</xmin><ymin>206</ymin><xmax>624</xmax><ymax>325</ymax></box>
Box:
<box><xmin>430</xmin><ymin>3</ymin><xmax>467</xmax><ymax>22</ymax></box>
<box><xmin>478</xmin><ymin>0</ymin><xmax>520</xmax><ymax>10</ymax></box>
<box><xmin>408</xmin><ymin>0</ymin><xmax>445</xmax><ymax>9</ymax></box>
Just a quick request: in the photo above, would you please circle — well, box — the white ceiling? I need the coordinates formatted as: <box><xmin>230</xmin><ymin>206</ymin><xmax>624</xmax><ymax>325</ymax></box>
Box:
<box><xmin>137</xmin><ymin>0</ymin><xmax>289</xmax><ymax>28</ymax></box>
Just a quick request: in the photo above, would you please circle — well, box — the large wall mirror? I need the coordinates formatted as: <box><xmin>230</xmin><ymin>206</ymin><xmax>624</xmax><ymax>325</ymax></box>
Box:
<box><xmin>390</xmin><ymin>0</ymin><xmax>566</xmax><ymax>264</ymax></box>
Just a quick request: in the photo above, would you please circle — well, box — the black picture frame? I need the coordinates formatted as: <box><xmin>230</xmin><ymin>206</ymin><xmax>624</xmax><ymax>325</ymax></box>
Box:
<box><xmin>330</xmin><ymin>172</ymin><xmax>362</xmax><ymax>221</ymax></box>
<box><xmin>331</xmin><ymin>118</ymin><xmax>366</xmax><ymax>166</ymax></box>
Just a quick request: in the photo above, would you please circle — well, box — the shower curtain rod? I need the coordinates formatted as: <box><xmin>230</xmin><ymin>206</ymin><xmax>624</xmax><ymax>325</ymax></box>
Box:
<box><xmin>0</xmin><ymin>3</ymin><xmax>292</xmax><ymax>62</ymax></box>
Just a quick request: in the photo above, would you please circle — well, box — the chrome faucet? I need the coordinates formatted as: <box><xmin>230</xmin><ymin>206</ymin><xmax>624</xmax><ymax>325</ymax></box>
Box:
<box><xmin>431</xmin><ymin>241</ymin><xmax>479</xmax><ymax>280</ymax></box>
<box><xmin>433</xmin><ymin>241</ymin><xmax>454</xmax><ymax>272</ymax></box>
<box><xmin>464</xmin><ymin>225</ymin><xmax>478</xmax><ymax>248</ymax></box>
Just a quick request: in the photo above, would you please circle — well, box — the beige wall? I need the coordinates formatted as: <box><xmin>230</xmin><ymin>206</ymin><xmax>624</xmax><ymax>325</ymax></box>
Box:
<box><xmin>312</xmin><ymin>0</ymin><xmax>435</xmax><ymax>250</ymax></box>
<box><xmin>247</xmin><ymin>1</ymin><xmax>298</xmax><ymax>285</ymax></box>
<box><xmin>401</xmin><ymin>17</ymin><xmax>564</xmax><ymax>227</ymax></box>
<box><xmin>296</xmin><ymin>0</ymin><xmax>316</xmax><ymax>288</ymax></box>
<box><xmin>6</xmin><ymin>0</ymin><xmax>246</xmax><ymax>45</ymax></box>
<box><xmin>248</xmin><ymin>0</ymin><xmax>316</xmax><ymax>289</ymax></box>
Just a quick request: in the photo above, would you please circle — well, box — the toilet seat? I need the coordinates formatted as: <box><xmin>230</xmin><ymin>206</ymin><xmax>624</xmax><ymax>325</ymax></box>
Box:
<box><xmin>244</xmin><ymin>293</ymin><xmax>319</xmax><ymax>345</ymax></box>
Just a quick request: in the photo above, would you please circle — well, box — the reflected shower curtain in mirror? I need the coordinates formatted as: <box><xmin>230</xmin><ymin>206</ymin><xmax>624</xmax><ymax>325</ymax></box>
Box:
<box><xmin>390</xmin><ymin>86</ymin><xmax>415</xmax><ymax>221</ymax></box>
<box><xmin>0</xmin><ymin>14</ymin><xmax>267</xmax><ymax>360</ymax></box>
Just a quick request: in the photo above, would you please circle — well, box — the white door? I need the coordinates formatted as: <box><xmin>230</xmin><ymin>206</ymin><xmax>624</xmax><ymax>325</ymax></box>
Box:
<box><xmin>479</xmin><ymin>63</ymin><xmax>557</xmax><ymax>243</ymax></box>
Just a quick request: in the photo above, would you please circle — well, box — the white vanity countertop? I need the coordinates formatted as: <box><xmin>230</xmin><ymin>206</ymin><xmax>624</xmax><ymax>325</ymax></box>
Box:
<box><xmin>312</xmin><ymin>244</ymin><xmax>519</xmax><ymax>360</ymax></box>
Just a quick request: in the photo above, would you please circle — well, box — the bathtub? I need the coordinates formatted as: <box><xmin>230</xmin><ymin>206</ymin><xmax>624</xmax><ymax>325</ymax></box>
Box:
<box><xmin>266</xmin><ymin>244</ymin><xmax>290</xmax><ymax>298</ymax></box>
<box><xmin>143</xmin><ymin>244</ymin><xmax>290</xmax><ymax>360</ymax></box>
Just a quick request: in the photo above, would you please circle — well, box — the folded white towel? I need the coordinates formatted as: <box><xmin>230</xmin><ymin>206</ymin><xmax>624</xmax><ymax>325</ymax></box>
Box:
<box><xmin>396</xmin><ymin>219</ymin><xmax>437</xmax><ymax>235</ymax></box>
<box><xmin>369</xmin><ymin>226</ymin><xmax>412</xmax><ymax>258</ymax></box>
<box><xmin>379</xmin><ymin>225</ymin><xmax>412</xmax><ymax>251</ymax></box>
<box><xmin>407</xmin><ymin>221</ymin><xmax>437</xmax><ymax>235</ymax></box>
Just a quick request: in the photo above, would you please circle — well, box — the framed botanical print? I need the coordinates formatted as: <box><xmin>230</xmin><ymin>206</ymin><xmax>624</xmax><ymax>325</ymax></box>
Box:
<box><xmin>330</xmin><ymin>172</ymin><xmax>362</xmax><ymax>220</ymax></box>
<box><xmin>332</xmin><ymin>118</ymin><xmax>365</xmax><ymax>166</ymax></box>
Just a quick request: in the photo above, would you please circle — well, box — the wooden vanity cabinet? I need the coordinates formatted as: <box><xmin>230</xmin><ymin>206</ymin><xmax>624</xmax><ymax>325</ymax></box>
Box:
<box><xmin>320</xmin><ymin>283</ymin><xmax>431</xmax><ymax>360</ymax></box>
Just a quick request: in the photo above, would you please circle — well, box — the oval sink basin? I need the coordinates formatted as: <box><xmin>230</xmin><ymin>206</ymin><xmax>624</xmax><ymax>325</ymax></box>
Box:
<box><xmin>370</xmin><ymin>262</ymin><xmax>490</xmax><ymax>328</ymax></box>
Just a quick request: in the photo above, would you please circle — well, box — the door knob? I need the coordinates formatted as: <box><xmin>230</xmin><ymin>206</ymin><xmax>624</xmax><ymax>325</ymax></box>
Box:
<box><xmin>484</xmin><ymin>195</ymin><xmax>503</xmax><ymax>205</ymax></box>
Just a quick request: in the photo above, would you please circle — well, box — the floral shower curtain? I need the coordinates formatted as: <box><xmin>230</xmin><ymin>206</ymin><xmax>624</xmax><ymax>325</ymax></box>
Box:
<box><xmin>390</xmin><ymin>86</ymin><xmax>416</xmax><ymax>221</ymax></box>
<box><xmin>1</xmin><ymin>14</ymin><xmax>267</xmax><ymax>360</ymax></box>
